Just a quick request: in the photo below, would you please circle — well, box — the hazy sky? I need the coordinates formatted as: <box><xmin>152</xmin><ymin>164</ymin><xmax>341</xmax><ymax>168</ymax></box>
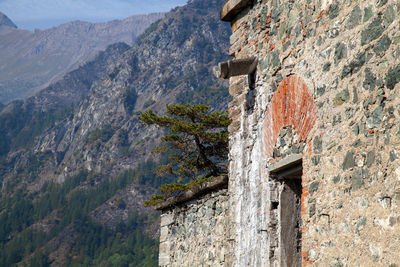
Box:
<box><xmin>0</xmin><ymin>0</ymin><xmax>187</xmax><ymax>30</ymax></box>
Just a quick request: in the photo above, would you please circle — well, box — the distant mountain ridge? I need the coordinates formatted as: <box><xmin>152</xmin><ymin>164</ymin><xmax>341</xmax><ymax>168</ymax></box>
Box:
<box><xmin>0</xmin><ymin>11</ymin><xmax>16</xmax><ymax>28</ymax></box>
<box><xmin>0</xmin><ymin>12</ymin><xmax>164</xmax><ymax>103</ymax></box>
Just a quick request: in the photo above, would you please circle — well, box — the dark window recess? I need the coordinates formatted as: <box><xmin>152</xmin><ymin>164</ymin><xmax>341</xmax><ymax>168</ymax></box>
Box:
<box><xmin>246</xmin><ymin>71</ymin><xmax>256</xmax><ymax>115</ymax></box>
<box><xmin>271</xmin><ymin>201</ymin><xmax>279</xmax><ymax>210</ymax></box>
<box><xmin>269</xmin><ymin>154</ymin><xmax>302</xmax><ymax>267</ymax></box>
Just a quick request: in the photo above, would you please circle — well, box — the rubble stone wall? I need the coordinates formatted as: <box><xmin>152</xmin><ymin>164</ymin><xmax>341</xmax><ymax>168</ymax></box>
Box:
<box><xmin>225</xmin><ymin>0</ymin><xmax>400</xmax><ymax>266</ymax></box>
<box><xmin>158</xmin><ymin>0</ymin><xmax>400</xmax><ymax>266</ymax></box>
<box><xmin>158</xmin><ymin>189</ymin><xmax>230</xmax><ymax>266</ymax></box>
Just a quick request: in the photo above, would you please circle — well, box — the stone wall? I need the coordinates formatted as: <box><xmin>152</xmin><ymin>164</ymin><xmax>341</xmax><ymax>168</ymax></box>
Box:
<box><xmin>222</xmin><ymin>0</ymin><xmax>400</xmax><ymax>266</ymax></box>
<box><xmin>157</xmin><ymin>177</ymin><xmax>230</xmax><ymax>266</ymax></box>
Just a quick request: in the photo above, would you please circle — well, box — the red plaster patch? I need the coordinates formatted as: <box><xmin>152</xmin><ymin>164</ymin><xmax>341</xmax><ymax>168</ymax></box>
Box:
<box><xmin>262</xmin><ymin>76</ymin><xmax>317</xmax><ymax>158</ymax></box>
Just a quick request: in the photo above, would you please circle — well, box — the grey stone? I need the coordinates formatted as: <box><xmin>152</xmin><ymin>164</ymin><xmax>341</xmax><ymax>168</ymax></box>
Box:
<box><xmin>333</xmin><ymin>175</ymin><xmax>341</xmax><ymax>184</ymax></box>
<box><xmin>271</xmin><ymin>7</ymin><xmax>281</xmax><ymax>22</ymax></box>
<box><xmin>252</xmin><ymin>17</ymin><xmax>258</xmax><ymax>30</ymax></box>
<box><xmin>355</xmin><ymin>216</ymin><xmax>367</xmax><ymax>233</ymax></box>
<box><xmin>309</xmin><ymin>181</ymin><xmax>320</xmax><ymax>196</ymax></box>
<box><xmin>312</xmin><ymin>156</ymin><xmax>321</xmax><ymax>165</ymax></box>
<box><xmin>383</xmin><ymin>5</ymin><xmax>395</xmax><ymax>26</ymax></box>
<box><xmin>352</xmin><ymin>87</ymin><xmax>358</xmax><ymax>103</ymax></box>
<box><xmin>294</xmin><ymin>23</ymin><xmax>301</xmax><ymax>37</ymax></box>
<box><xmin>352</xmin><ymin>168</ymin><xmax>365</xmax><ymax>190</ymax></box>
<box><xmin>329</xmin><ymin>2</ymin><xmax>339</xmax><ymax>19</ymax></box>
<box><xmin>378</xmin><ymin>0</ymin><xmax>388</xmax><ymax>7</ymax></box>
<box><xmin>341</xmin><ymin>52</ymin><xmax>366</xmax><ymax>78</ymax></box>
<box><xmin>317</xmin><ymin>36</ymin><xmax>323</xmax><ymax>46</ymax></box>
<box><xmin>317</xmin><ymin>85</ymin><xmax>326</xmax><ymax>96</ymax></box>
<box><xmin>313</xmin><ymin>136</ymin><xmax>322</xmax><ymax>153</ymax></box>
<box><xmin>259</xmin><ymin>6</ymin><xmax>269</xmax><ymax>29</ymax></box>
<box><xmin>334</xmin><ymin>89</ymin><xmax>350</xmax><ymax>105</ymax></box>
<box><xmin>346</xmin><ymin>6</ymin><xmax>362</xmax><ymax>29</ymax></box>
<box><xmin>361</xmin><ymin>15</ymin><xmax>385</xmax><ymax>45</ymax></box>
<box><xmin>332</xmin><ymin>114</ymin><xmax>342</xmax><ymax>126</ymax></box>
<box><xmin>373</xmin><ymin>35</ymin><xmax>391</xmax><ymax>57</ymax></box>
<box><xmin>385</xmin><ymin>65</ymin><xmax>400</xmax><ymax>90</ymax></box>
<box><xmin>283</xmin><ymin>41</ymin><xmax>290</xmax><ymax>51</ymax></box>
<box><xmin>260</xmin><ymin>54</ymin><xmax>270</xmax><ymax>71</ymax></box>
<box><xmin>377</xmin><ymin>95</ymin><xmax>386</xmax><ymax>106</ymax></box>
<box><xmin>331</xmin><ymin>259</ymin><xmax>344</xmax><ymax>267</ymax></box>
<box><xmin>343</xmin><ymin>151</ymin><xmax>355</xmax><ymax>170</ymax></box>
<box><xmin>328</xmin><ymin>28</ymin><xmax>339</xmax><ymax>38</ymax></box>
<box><xmin>363</xmin><ymin>6</ymin><xmax>373</xmax><ymax>22</ymax></box>
<box><xmin>208</xmin><ymin>251</ymin><xmax>215</xmax><ymax>261</ymax></box>
<box><xmin>331</xmin><ymin>77</ymin><xmax>339</xmax><ymax>89</ymax></box>
<box><xmin>309</xmin><ymin>203</ymin><xmax>316</xmax><ymax>217</ymax></box>
<box><xmin>340</xmin><ymin>88</ymin><xmax>350</xmax><ymax>102</ymax></box>
<box><xmin>278</xmin><ymin>20</ymin><xmax>287</xmax><ymax>40</ymax></box>
<box><xmin>390</xmin><ymin>150</ymin><xmax>397</xmax><ymax>162</ymax></box>
<box><xmin>352</xmin><ymin>124</ymin><xmax>359</xmax><ymax>136</ymax></box>
<box><xmin>271</xmin><ymin>50</ymin><xmax>280</xmax><ymax>68</ymax></box>
<box><xmin>366</xmin><ymin>106</ymin><xmax>383</xmax><ymax>129</ymax></box>
<box><xmin>363</xmin><ymin>95</ymin><xmax>373</xmax><ymax>108</ymax></box>
<box><xmin>366</xmin><ymin>151</ymin><xmax>375</xmax><ymax>167</ymax></box>
<box><xmin>323</xmin><ymin>62</ymin><xmax>331</xmax><ymax>72</ymax></box>
<box><xmin>363</xmin><ymin>68</ymin><xmax>376</xmax><ymax>91</ymax></box>
<box><xmin>352</xmin><ymin>139</ymin><xmax>362</xmax><ymax>147</ymax></box>
<box><xmin>271</xmin><ymin>25</ymin><xmax>277</xmax><ymax>35</ymax></box>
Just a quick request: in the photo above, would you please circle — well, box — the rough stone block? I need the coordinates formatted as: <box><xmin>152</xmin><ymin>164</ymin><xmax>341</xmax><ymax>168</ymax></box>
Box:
<box><xmin>228</xmin><ymin>120</ymin><xmax>241</xmax><ymax>133</ymax></box>
<box><xmin>361</xmin><ymin>15</ymin><xmax>385</xmax><ymax>45</ymax></box>
<box><xmin>160</xmin><ymin>226</ymin><xmax>169</xmax><ymax>243</ymax></box>
<box><xmin>159</xmin><ymin>241</ymin><xmax>170</xmax><ymax>266</ymax></box>
<box><xmin>161</xmin><ymin>213</ymin><xmax>174</xmax><ymax>227</ymax></box>
<box><xmin>229</xmin><ymin>82</ymin><xmax>244</xmax><ymax>96</ymax></box>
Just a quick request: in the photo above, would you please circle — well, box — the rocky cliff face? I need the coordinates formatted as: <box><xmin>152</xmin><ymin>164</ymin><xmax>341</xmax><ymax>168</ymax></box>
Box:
<box><xmin>0</xmin><ymin>0</ymin><xmax>229</xmax><ymax>264</ymax></box>
<box><xmin>21</xmin><ymin>0</ymin><xmax>230</xmax><ymax>185</ymax></box>
<box><xmin>0</xmin><ymin>12</ymin><xmax>164</xmax><ymax>103</ymax></box>
<box><xmin>28</xmin><ymin>42</ymin><xmax>131</xmax><ymax>112</ymax></box>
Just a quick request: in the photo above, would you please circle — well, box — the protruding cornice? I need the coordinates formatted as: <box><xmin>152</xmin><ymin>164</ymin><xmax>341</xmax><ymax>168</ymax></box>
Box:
<box><xmin>220</xmin><ymin>0</ymin><xmax>252</xmax><ymax>21</ymax></box>
<box><xmin>214</xmin><ymin>57</ymin><xmax>258</xmax><ymax>79</ymax></box>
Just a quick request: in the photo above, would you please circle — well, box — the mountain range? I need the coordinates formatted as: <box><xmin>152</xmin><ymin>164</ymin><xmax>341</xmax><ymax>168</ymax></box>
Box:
<box><xmin>0</xmin><ymin>11</ymin><xmax>17</xmax><ymax>30</ymax></box>
<box><xmin>0</xmin><ymin>11</ymin><xmax>164</xmax><ymax>103</ymax></box>
<box><xmin>0</xmin><ymin>0</ymin><xmax>230</xmax><ymax>265</ymax></box>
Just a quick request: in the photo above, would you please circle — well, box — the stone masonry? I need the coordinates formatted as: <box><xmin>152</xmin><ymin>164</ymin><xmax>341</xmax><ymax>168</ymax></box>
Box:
<box><xmin>158</xmin><ymin>0</ymin><xmax>400</xmax><ymax>266</ymax></box>
<box><xmin>157</xmin><ymin>176</ymin><xmax>230</xmax><ymax>266</ymax></box>
<box><xmin>223</xmin><ymin>0</ymin><xmax>400</xmax><ymax>265</ymax></box>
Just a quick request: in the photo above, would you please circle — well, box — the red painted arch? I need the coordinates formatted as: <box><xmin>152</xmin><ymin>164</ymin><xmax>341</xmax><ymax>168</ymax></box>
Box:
<box><xmin>263</xmin><ymin>75</ymin><xmax>317</xmax><ymax>157</ymax></box>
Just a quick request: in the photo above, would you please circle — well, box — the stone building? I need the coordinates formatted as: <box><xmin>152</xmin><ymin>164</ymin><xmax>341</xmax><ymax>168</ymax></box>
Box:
<box><xmin>157</xmin><ymin>0</ymin><xmax>400</xmax><ymax>266</ymax></box>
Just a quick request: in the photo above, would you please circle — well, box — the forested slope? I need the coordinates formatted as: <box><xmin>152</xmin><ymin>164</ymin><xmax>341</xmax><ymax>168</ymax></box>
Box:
<box><xmin>0</xmin><ymin>0</ymin><xmax>230</xmax><ymax>265</ymax></box>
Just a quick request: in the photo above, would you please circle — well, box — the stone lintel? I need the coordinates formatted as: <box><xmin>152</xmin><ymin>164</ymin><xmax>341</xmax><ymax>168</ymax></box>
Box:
<box><xmin>268</xmin><ymin>154</ymin><xmax>303</xmax><ymax>173</ymax></box>
<box><xmin>155</xmin><ymin>175</ymin><xmax>228</xmax><ymax>211</ymax></box>
<box><xmin>214</xmin><ymin>57</ymin><xmax>258</xmax><ymax>79</ymax></box>
<box><xmin>220</xmin><ymin>0</ymin><xmax>252</xmax><ymax>22</ymax></box>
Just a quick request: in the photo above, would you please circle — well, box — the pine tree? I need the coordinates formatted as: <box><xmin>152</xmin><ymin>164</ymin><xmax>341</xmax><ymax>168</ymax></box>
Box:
<box><xmin>139</xmin><ymin>104</ymin><xmax>230</xmax><ymax>205</ymax></box>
